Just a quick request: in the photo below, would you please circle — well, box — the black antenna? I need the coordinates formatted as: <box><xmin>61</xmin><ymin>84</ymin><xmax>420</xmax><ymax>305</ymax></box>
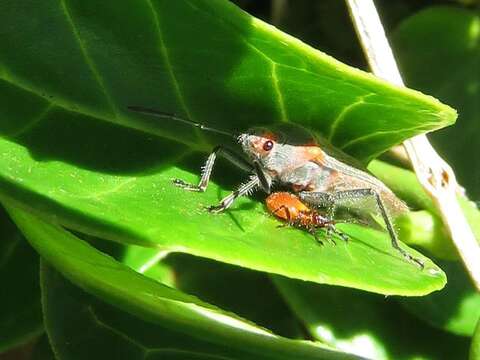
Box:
<box><xmin>127</xmin><ymin>106</ymin><xmax>235</xmax><ymax>138</ymax></box>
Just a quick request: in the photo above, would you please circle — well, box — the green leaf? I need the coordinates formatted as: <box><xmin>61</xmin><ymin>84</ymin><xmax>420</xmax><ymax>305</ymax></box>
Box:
<box><xmin>0</xmin><ymin>0</ymin><xmax>454</xmax><ymax>160</ymax></box>
<box><xmin>122</xmin><ymin>247</ymin><xmax>304</xmax><ymax>337</ymax></box>
<box><xmin>41</xmin><ymin>257</ymin><xmax>306</xmax><ymax>360</ymax></box>
<box><xmin>273</xmin><ymin>277</ymin><xmax>470</xmax><ymax>360</ymax></box>
<box><xmin>0</xmin><ymin>147</ymin><xmax>445</xmax><ymax>295</ymax></box>
<box><xmin>0</xmin><ymin>0</ymin><xmax>451</xmax><ymax>295</ymax></box>
<box><xmin>393</xmin><ymin>6</ymin><xmax>480</xmax><ymax>198</ymax></box>
<box><xmin>0</xmin><ymin>206</ymin><xmax>43</xmax><ymax>353</ymax></box>
<box><xmin>396</xmin><ymin>210</ymin><xmax>458</xmax><ymax>260</ymax></box>
<box><xmin>122</xmin><ymin>246</ymin><xmax>176</xmax><ymax>287</ymax></box>
<box><xmin>161</xmin><ymin>253</ymin><xmax>304</xmax><ymax>339</ymax></box>
<box><xmin>268</xmin><ymin>0</ymin><xmax>366</xmax><ymax>70</ymax></box>
<box><xmin>8</xmin><ymin>205</ymin><xmax>361</xmax><ymax>360</ymax></box>
<box><xmin>471</xmin><ymin>318</ymin><xmax>480</xmax><ymax>360</ymax></box>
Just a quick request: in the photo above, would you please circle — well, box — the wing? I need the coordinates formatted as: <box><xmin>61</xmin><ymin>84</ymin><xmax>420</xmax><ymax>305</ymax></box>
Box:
<box><xmin>313</xmin><ymin>151</ymin><xmax>408</xmax><ymax>216</ymax></box>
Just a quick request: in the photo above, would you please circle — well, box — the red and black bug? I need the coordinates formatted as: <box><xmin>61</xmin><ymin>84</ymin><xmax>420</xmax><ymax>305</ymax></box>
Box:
<box><xmin>128</xmin><ymin>106</ymin><xmax>423</xmax><ymax>268</ymax></box>
<box><xmin>265</xmin><ymin>191</ymin><xmax>349</xmax><ymax>245</ymax></box>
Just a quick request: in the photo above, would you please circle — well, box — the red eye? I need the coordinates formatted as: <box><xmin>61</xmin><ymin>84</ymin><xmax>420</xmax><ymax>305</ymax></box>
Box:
<box><xmin>263</xmin><ymin>140</ymin><xmax>274</xmax><ymax>151</ymax></box>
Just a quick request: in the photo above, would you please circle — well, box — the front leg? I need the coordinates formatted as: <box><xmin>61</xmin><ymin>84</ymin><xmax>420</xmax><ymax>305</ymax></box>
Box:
<box><xmin>173</xmin><ymin>146</ymin><xmax>253</xmax><ymax>192</ymax></box>
<box><xmin>208</xmin><ymin>176</ymin><xmax>260</xmax><ymax>213</ymax></box>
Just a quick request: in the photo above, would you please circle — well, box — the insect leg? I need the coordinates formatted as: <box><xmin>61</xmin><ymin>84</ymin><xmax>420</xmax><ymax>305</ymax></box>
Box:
<box><xmin>298</xmin><ymin>191</ymin><xmax>336</xmax><ymax>218</ymax></box>
<box><xmin>207</xmin><ymin>176</ymin><xmax>260</xmax><ymax>213</ymax></box>
<box><xmin>322</xmin><ymin>225</ymin><xmax>337</xmax><ymax>246</ymax></box>
<box><xmin>253</xmin><ymin>161</ymin><xmax>272</xmax><ymax>193</ymax></box>
<box><xmin>271</xmin><ymin>205</ymin><xmax>292</xmax><ymax>228</ymax></box>
<box><xmin>329</xmin><ymin>189</ymin><xmax>424</xmax><ymax>268</ymax></box>
<box><xmin>173</xmin><ymin>146</ymin><xmax>253</xmax><ymax>192</ymax></box>
<box><xmin>326</xmin><ymin>224</ymin><xmax>349</xmax><ymax>243</ymax></box>
<box><xmin>308</xmin><ymin>228</ymin><xmax>324</xmax><ymax>246</ymax></box>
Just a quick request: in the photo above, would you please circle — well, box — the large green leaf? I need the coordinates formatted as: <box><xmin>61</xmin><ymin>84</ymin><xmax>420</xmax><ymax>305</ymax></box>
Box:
<box><xmin>393</xmin><ymin>6</ymin><xmax>480</xmax><ymax>198</ymax></box>
<box><xmin>0</xmin><ymin>206</ymin><xmax>42</xmax><ymax>353</ymax></box>
<box><xmin>0</xmin><ymin>0</ymin><xmax>454</xmax><ymax>160</ymax></box>
<box><xmin>0</xmin><ymin>0</ymin><xmax>453</xmax><ymax>295</ymax></box>
<box><xmin>8</xmin><ymin>205</ymin><xmax>360</xmax><ymax>360</ymax></box>
<box><xmin>1</xmin><ymin>144</ymin><xmax>445</xmax><ymax>295</ymax></box>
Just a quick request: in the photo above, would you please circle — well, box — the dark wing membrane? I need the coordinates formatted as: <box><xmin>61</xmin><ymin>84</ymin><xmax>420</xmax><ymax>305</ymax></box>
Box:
<box><xmin>308</xmin><ymin>132</ymin><xmax>408</xmax><ymax>215</ymax></box>
<box><xmin>313</xmin><ymin>133</ymin><xmax>366</xmax><ymax>170</ymax></box>
<box><xmin>319</xmin><ymin>153</ymin><xmax>409</xmax><ymax>216</ymax></box>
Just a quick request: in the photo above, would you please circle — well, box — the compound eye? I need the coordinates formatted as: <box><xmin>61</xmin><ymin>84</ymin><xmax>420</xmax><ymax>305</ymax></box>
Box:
<box><xmin>263</xmin><ymin>140</ymin><xmax>274</xmax><ymax>151</ymax></box>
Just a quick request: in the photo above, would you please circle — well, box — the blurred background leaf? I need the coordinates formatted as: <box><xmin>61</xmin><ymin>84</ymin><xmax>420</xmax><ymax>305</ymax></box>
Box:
<box><xmin>30</xmin><ymin>336</ymin><xmax>56</xmax><ymax>360</ymax></box>
<box><xmin>471</xmin><ymin>319</ymin><xmax>480</xmax><ymax>360</ymax></box>
<box><xmin>393</xmin><ymin>6</ymin><xmax>480</xmax><ymax>199</ymax></box>
<box><xmin>0</xmin><ymin>206</ymin><xmax>42</xmax><ymax>354</ymax></box>
<box><xmin>273</xmin><ymin>276</ymin><xmax>469</xmax><ymax>360</ymax></box>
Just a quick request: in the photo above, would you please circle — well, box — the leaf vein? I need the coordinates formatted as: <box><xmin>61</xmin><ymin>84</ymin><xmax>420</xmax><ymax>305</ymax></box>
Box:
<box><xmin>10</xmin><ymin>103</ymin><xmax>55</xmax><ymax>138</ymax></box>
<box><xmin>328</xmin><ymin>93</ymin><xmax>374</xmax><ymax>142</ymax></box>
<box><xmin>87</xmin><ymin>305</ymin><xmax>149</xmax><ymax>353</ymax></box>
<box><xmin>340</xmin><ymin>126</ymin><xmax>429</xmax><ymax>151</ymax></box>
<box><xmin>0</xmin><ymin>234</ymin><xmax>22</xmax><ymax>269</ymax></box>
<box><xmin>0</xmin><ymin>75</ymin><xmax>206</xmax><ymax>152</ymax></box>
<box><xmin>146</xmin><ymin>0</ymin><xmax>190</xmax><ymax>120</ymax></box>
<box><xmin>59</xmin><ymin>0</ymin><xmax>118</xmax><ymax>117</ymax></box>
<box><xmin>146</xmin><ymin>0</ymin><xmax>212</xmax><ymax>147</ymax></box>
<box><xmin>271</xmin><ymin>63</ymin><xmax>288</xmax><ymax>122</ymax></box>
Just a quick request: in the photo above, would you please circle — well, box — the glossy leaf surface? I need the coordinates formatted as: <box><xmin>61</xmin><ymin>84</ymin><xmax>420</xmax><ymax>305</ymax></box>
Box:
<box><xmin>0</xmin><ymin>0</ymin><xmax>453</xmax><ymax>295</ymax></box>
<box><xmin>0</xmin><ymin>148</ymin><xmax>445</xmax><ymax>295</ymax></box>
<box><xmin>0</xmin><ymin>0</ymin><xmax>455</xmax><ymax>159</ymax></box>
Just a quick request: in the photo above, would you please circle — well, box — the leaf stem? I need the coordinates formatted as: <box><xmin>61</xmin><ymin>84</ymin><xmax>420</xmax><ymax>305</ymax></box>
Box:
<box><xmin>345</xmin><ymin>0</ymin><xmax>480</xmax><ymax>290</ymax></box>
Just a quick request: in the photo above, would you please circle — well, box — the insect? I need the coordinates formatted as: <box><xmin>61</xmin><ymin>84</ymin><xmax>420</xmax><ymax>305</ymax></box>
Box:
<box><xmin>128</xmin><ymin>106</ymin><xmax>423</xmax><ymax>268</ymax></box>
<box><xmin>265</xmin><ymin>191</ymin><xmax>349</xmax><ymax>245</ymax></box>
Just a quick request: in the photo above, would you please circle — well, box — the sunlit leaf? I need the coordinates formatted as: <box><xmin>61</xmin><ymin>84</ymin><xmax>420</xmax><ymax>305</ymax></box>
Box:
<box><xmin>0</xmin><ymin>0</ymin><xmax>453</xmax><ymax>295</ymax></box>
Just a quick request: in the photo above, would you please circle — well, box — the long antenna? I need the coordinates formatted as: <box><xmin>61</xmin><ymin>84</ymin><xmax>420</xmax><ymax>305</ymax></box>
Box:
<box><xmin>127</xmin><ymin>106</ymin><xmax>235</xmax><ymax>138</ymax></box>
